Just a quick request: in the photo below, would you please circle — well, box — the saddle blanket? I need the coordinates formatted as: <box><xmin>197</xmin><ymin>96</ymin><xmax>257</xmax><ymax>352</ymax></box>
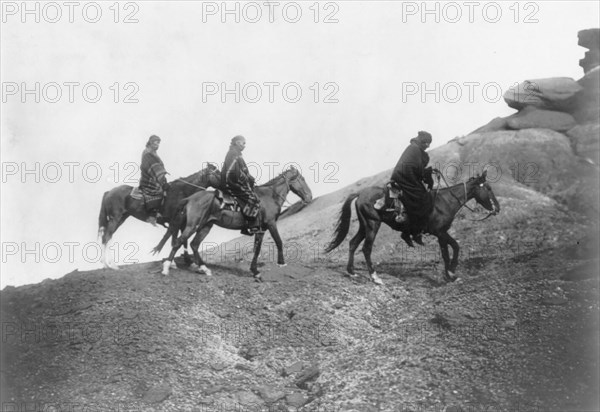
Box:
<box><xmin>130</xmin><ymin>187</ymin><xmax>163</xmax><ymax>202</ymax></box>
<box><xmin>215</xmin><ymin>190</ymin><xmax>242</xmax><ymax>212</ymax></box>
<box><xmin>215</xmin><ymin>190</ymin><xmax>260</xmax><ymax>217</ymax></box>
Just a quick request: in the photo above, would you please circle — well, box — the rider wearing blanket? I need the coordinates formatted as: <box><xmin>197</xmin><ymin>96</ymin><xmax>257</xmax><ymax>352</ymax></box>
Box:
<box><xmin>390</xmin><ymin>131</ymin><xmax>434</xmax><ymax>246</ymax></box>
<box><xmin>222</xmin><ymin>135</ymin><xmax>261</xmax><ymax>235</ymax></box>
<box><xmin>139</xmin><ymin>135</ymin><xmax>169</xmax><ymax>226</ymax></box>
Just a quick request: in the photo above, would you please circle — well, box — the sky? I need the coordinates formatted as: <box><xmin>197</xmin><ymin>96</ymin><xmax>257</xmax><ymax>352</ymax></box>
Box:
<box><xmin>1</xmin><ymin>0</ymin><xmax>599</xmax><ymax>287</ymax></box>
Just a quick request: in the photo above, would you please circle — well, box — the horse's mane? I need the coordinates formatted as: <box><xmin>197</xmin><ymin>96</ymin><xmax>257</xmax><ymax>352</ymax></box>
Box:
<box><xmin>180</xmin><ymin>165</ymin><xmax>219</xmax><ymax>182</ymax></box>
<box><xmin>259</xmin><ymin>168</ymin><xmax>296</xmax><ymax>187</ymax></box>
<box><xmin>435</xmin><ymin>175</ymin><xmax>481</xmax><ymax>192</ymax></box>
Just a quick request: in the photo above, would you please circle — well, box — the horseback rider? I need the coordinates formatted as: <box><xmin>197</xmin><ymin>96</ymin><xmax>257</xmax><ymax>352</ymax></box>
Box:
<box><xmin>390</xmin><ymin>131</ymin><xmax>434</xmax><ymax>246</ymax></box>
<box><xmin>139</xmin><ymin>135</ymin><xmax>169</xmax><ymax>226</ymax></box>
<box><xmin>222</xmin><ymin>135</ymin><xmax>262</xmax><ymax>235</ymax></box>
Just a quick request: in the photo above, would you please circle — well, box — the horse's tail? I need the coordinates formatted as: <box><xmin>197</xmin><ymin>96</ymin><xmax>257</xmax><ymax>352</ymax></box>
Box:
<box><xmin>97</xmin><ymin>191</ymin><xmax>109</xmax><ymax>241</ymax></box>
<box><xmin>324</xmin><ymin>193</ymin><xmax>359</xmax><ymax>253</ymax></box>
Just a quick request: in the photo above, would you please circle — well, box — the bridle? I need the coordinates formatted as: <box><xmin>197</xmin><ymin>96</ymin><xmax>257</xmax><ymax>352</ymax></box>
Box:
<box><xmin>433</xmin><ymin>169</ymin><xmax>496</xmax><ymax>221</ymax></box>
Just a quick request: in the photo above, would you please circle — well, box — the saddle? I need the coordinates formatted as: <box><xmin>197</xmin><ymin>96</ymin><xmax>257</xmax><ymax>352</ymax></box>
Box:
<box><xmin>130</xmin><ymin>187</ymin><xmax>163</xmax><ymax>202</ymax></box>
<box><xmin>374</xmin><ymin>183</ymin><xmax>403</xmax><ymax>212</ymax></box>
<box><xmin>215</xmin><ymin>190</ymin><xmax>261</xmax><ymax>218</ymax></box>
<box><xmin>215</xmin><ymin>189</ymin><xmax>242</xmax><ymax>213</ymax></box>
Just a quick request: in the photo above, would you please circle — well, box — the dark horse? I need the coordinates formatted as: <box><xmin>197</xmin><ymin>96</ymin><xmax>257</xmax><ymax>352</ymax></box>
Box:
<box><xmin>158</xmin><ymin>166</ymin><xmax>313</xmax><ymax>280</ymax></box>
<box><xmin>324</xmin><ymin>171</ymin><xmax>499</xmax><ymax>284</ymax></box>
<box><xmin>97</xmin><ymin>164</ymin><xmax>221</xmax><ymax>269</ymax></box>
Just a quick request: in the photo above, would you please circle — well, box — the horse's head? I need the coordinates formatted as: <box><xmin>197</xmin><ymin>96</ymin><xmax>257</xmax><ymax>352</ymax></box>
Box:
<box><xmin>284</xmin><ymin>166</ymin><xmax>313</xmax><ymax>204</ymax></box>
<box><xmin>470</xmin><ymin>170</ymin><xmax>500</xmax><ymax>215</ymax></box>
<box><xmin>197</xmin><ymin>163</ymin><xmax>222</xmax><ymax>189</ymax></box>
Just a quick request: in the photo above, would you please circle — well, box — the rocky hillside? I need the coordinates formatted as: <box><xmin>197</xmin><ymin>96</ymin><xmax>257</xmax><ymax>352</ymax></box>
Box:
<box><xmin>1</xmin><ymin>29</ymin><xmax>599</xmax><ymax>412</ymax></box>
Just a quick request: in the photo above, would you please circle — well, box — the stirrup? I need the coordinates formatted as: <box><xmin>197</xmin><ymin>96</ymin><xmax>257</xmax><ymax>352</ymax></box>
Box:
<box><xmin>146</xmin><ymin>216</ymin><xmax>158</xmax><ymax>227</ymax></box>
<box><xmin>395</xmin><ymin>213</ymin><xmax>408</xmax><ymax>223</ymax></box>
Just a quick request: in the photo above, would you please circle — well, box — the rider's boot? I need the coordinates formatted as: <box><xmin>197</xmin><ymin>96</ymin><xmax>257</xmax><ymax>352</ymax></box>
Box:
<box><xmin>401</xmin><ymin>231</ymin><xmax>414</xmax><ymax>247</ymax></box>
<box><xmin>247</xmin><ymin>215</ymin><xmax>262</xmax><ymax>234</ymax></box>
<box><xmin>394</xmin><ymin>199</ymin><xmax>408</xmax><ymax>223</ymax></box>
<box><xmin>412</xmin><ymin>233</ymin><xmax>424</xmax><ymax>246</ymax></box>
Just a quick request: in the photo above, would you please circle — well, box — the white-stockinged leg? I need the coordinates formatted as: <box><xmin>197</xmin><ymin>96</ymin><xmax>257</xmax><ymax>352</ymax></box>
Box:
<box><xmin>371</xmin><ymin>272</ymin><xmax>383</xmax><ymax>285</ymax></box>
<box><xmin>170</xmin><ymin>260</ymin><xmax>177</xmax><ymax>269</ymax></box>
<box><xmin>190</xmin><ymin>263</ymin><xmax>212</xmax><ymax>276</ymax></box>
<box><xmin>162</xmin><ymin>260</ymin><xmax>171</xmax><ymax>276</ymax></box>
<box><xmin>103</xmin><ymin>239</ymin><xmax>119</xmax><ymax>270</ymax></box>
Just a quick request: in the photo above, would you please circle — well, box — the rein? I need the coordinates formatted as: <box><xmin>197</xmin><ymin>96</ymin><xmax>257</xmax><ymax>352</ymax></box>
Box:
<box><xmin>175</xmin><ymin>179</ymin><xmax>207</xmax><ymax>190</ymax></box>
<box><xmin>172</xmin><ymin>170</ymin><xmax>216</xmax><ymax>190</ymax></box>
<box><xmin>433</xmin><ymin>170</ymin><xmax>495</xmax><ymax>221</ymax></box>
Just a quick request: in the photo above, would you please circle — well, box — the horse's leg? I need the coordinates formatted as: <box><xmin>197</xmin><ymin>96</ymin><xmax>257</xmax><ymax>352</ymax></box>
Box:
<box><xmin>162</xmin><ymin>195</ymin><xmax>216</xmax><ymax>275</ymax></box>
<box><xmin>102</xmin><ymin>214</ymin><xmax>128</xmax><ymax>270</ymax></box>
<box><xmin>447</xmin><ymin>234</ymin><xmax>460</xmax><ymax>280</ymax></box>
<box><xmin>362</xmin><ymin>219</ymin><xmax>383</xmax><ymax>285</ymax></box>
<box><xmin>267</xmin><ymin>224</ymin><xmax>286</xmax><ymax>266</ymax></box>
<box><xmin>250</xmin><ymin>232</ymin><xmax>266</xmax><ymax>282</ymax></box>
<box><xmin>189</xmin><ymin>224</ymin><xmax>214</xmax><ymax>276</ymax></box>
<box><xmin>437</xmin><ymin>233</ymin><xmax>456</xmax><ymax>282</ymax></box>
<box><xmin>347</xmin><ymin>224</ymin><xmax>365</xmax><ymax>276</ymax></box>
<box><xmin>162</xmin><ymin>224</ymin><xmax>197</xmax><ymax>275</ymax></box>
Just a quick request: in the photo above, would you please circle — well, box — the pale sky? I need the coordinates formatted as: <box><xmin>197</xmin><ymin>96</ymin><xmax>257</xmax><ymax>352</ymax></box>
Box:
<box><xmin>1</xmin><ymin>1</ymin><xmax>599</xmax><ymax>287</ymax></box>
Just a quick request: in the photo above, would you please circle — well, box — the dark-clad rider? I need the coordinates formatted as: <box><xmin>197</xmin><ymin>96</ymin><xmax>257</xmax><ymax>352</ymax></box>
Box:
<box><xmin>139</xmin><ymin>135</ymin><xmax>169</xmax><ymax>226</ymax></box>
<box><xmin>222</xmin><ymin>135</ymin><xmax>261</xmax><ymax>235</ymax></box>
<box><xmin>390</xmin><ymin>131</ymin><xmax>434</xmax><ymax>246</ymax></box>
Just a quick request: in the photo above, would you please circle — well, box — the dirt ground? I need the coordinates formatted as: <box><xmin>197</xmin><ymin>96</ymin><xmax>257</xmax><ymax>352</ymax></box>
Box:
<box><xmin>1</xmin><ymin>205</ymin><xmax>598</xmax><ymax>411</ymax></box>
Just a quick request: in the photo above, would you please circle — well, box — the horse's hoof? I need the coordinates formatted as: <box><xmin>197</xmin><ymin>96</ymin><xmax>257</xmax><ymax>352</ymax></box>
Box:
<box><xmin>371</xmin><ymin>272</ymin><xmax>384</xmax><ymax>285</ymax></box>
<box><xmin>446</xmin><ymin>271</ymin><xmax>458</xmax><ymax>282</ymax></box>
<box><xmin>254</xmin><ymin>274</ymin><xmax>262</xmax><ymax>283</ymax></box>
<box><xmin>200</xmin><ymin>265</ymin><xmax>212</xmax><ymax>276</ymax></box>
<box><xmin>278</xmin><ymin>263</ymin><xmax>287</xmax><ymax>267</ymax></box>
<box><xmin>105</xmin><ymin>261</ymin><xmax>119</xmax><ymax>270</ymax></box>
<box><xmin>170</xmin><ymin>261</ymin><xmax>177</xmax><ymax>269</ymax></box>
<box><xmin>161</xmin><ymin>260</ymin><xmax>171</xmax><ymax>276</ymax></box>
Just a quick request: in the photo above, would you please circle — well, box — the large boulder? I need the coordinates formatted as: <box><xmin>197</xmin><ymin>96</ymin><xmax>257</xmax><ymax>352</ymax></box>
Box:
<box><xmin>570</xmin><ymin>67</ymin><xmax>600</xmax><ymax>123</ymax></box>
<box><xmin>567</xmin><ymin>123</ymin><xmax>600</xmax><ymax>165</ymax></box>
<box><xmin>506</xmin><ymin>106</ymin><xmax>577</xmax><ymax>132</ymax></box>
<box><xmin>458</xmin><ymin>129</ymin><xmax>598</xmax><ymax>217</ymax></box>
<box><xmin>578</xmin><ymin>28</ymin><xmax>600</xmax><ymax>73</ymax></box>
<box><xmin>503</xmin><ymin>77</ymin><xmax>583</xmax><ymax>111</ymax></box>
<box><xmin>468</xmin><ymin>117</ymin><xmax>509</xmax><ymax>135</ymax></box>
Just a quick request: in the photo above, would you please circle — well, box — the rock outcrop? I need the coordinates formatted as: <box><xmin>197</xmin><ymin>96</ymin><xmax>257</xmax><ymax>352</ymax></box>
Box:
<box><xmin>503</xmin><ymin>77</ymin><xmax>582</xmax><ymax>112</ymax></box>
<box><xmin>465</xmin><ymin>29</ymin><xmax>599</xmax><ymax>218</ymax></box>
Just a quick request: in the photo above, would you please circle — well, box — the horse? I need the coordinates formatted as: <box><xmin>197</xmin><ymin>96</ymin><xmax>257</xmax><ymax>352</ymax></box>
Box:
<box><xmin>324</xmin><ymin>171</ymin><xmax>500</xmax><ymax>284</ymax></box>
<box><xmin>158</xmin><ymin>166</ymin><xmax>313</xmax><ymax>280</ymax></box>
<box><xmin>97</xmin><ymin>164</ymin><xmax>221</xmax><ymax>269</ymax></box>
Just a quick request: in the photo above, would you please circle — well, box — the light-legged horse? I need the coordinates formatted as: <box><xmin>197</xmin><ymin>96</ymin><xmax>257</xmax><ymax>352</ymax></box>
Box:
<box><xmin>158</xmin><ymin>167</ymin><xmax>312</xmax><ymax>280</ymax></box>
